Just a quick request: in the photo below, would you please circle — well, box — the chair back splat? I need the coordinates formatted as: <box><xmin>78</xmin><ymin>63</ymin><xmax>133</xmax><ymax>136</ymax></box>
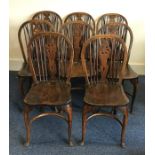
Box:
<box><xmin>96</xmin><ymin>23</ymin><xmax>133</xmax><ymax>63</ymax></box>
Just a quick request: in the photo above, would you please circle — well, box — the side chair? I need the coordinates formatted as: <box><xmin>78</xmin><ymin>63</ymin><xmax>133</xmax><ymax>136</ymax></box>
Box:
<box><xmin>18</xmin><ymin>19</ymin><xmax>54</xmax><ymax>96</ymax></box>
<box><xmin>81</xmin><ymin>34</ymin><xmax>129</xmax><ymax>147</ymax></box>
<box><xmin>23</xmin><ymin>32</ymin><xmax>74</xmax><ymax>146</ymax></box>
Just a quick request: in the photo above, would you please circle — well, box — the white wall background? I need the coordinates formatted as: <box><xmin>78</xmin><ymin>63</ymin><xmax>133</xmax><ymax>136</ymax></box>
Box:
<box><xmin>9</xmin><ymin>0</ymin><xmax>145</xmax><ymax>74</ymax></box>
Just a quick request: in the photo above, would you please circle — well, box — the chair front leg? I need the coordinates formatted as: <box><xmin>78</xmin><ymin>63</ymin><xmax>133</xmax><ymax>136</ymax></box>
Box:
<box><xmin>81</xmin><ymin>103</ymin><xmax>92</xmax><ymax>145</ymax></box>
<box><xmin>65</xmin><ymin>104</ymin><xmax>73</xmax><ymax>146</ymax></box>
<box><xmin>23</xmin><ymin>104</ymin><xmax>32</xmax><ymax>146</ymax></box>
<box><xmin>19</xmin><ymin>76</ymin><xmax>25</xmax><ymax>97</ymax></box>
<box><xmin>121</xmin><ymin>106</ymin><xmax>128</xmax><ymax>148</ymax></box>
<box><xmin>130</xmin><ymin>77</ymin><xmax>138</xmax><ymax>113</ymax></box>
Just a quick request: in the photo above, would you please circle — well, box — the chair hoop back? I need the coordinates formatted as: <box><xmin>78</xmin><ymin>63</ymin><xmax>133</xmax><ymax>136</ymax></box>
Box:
<box><xmin>18</xmin><ymin>19</ymin><xmax>54</xmax><ymax>63</ymax></box>
<box><xmin>81</xmin><ymin>34</ymin><xmax>128</xmax><ymax>85</ymax></box>
<box><xmin>27</xmin><ymin>32</ymin><xmax>74</xmax><ymax>83</ymax></box>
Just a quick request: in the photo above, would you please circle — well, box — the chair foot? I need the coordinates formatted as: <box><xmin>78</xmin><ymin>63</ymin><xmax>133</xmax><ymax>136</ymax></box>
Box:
<box><xmin>80</xmin><ymin>141</ymin><xmax>85</xmax><ymax>146</ymax></box>
<box><xmin>24</xmin><ymin>142</ymin><xmax>30</xmax><ymax>147</ymax></box>
<box><xmin>130</xmin><ymin>78</ymin><xmax>138</xmax><ymax>113</ymax></box>
<box><xmin>69</xmin><ymin>141</ymin><xmax>73</xmax><ymax>146</ymax></box>
<box><xmin>121</xmin><ymin>142</ymin><xmax>126</xmax><ymax>148</ymax></box>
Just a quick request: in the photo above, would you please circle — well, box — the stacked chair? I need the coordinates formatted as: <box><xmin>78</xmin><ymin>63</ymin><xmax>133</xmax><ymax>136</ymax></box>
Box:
<box><xmin>18</xmin><ymin>20</ymin><xmax>54</xmax><ymax>96</ymax></box>
<box><xmin>23</xmin><ymin>32</ymin><xmax>74</xmax><ymax>146</ymax></box>
<box><xmin>60</xmin><ymin>21</ymin><xmax>94</xmax><ymax>79</ymax></box>
<box><xmin>17</xmin><ymin>11</ymin><xmax>138</xmax><ymax>147</ymax></box>
<box><xmin>96</xmin><ymin>13</ymin><xmax>138</xmax><ymax>113</ymax></box>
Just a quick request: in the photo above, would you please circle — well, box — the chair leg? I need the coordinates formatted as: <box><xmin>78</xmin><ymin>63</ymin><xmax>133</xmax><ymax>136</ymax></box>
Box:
<box><xmin>81</xmin><ymin>103</ymin><xmax>91</xmax><ymax>145</ymax></box>
<box><xmin>65</xmin><ymin>104</ymin><xmax>73</xmax><ymax>146</ymax></box>
<box><xmin>121</xmin><ymin>106</ymin><xmax>128</xmax><ymax>148</ymax></box>
<box><xmin>130</xmin><ymin>78</ymin><xmax>138</xmax><ymax>113</ymax></box>
<box><xmin>19</xmin><ymin>76</ymin><xmax>25</xmax><ymax>97</ymax></box>
<box><xmin>23</xmin><ymin>104</ymin><xmax>31</xmax><ymax>146</ymax></box>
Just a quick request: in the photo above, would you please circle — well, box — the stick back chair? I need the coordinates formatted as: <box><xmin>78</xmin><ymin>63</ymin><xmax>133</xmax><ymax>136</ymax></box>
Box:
<box><xmin>60</xmin><ymin>21</ymin><xmax>94</xmax><ymax>81</ymax></box>
<box><xmin>81</xmin><ymin>34</ymin><xmax>129</xmax><ymax>147</ymax></box>
<box><xmin>18</xmin><ymin>19</ymin><xmax>54</xmax><ymax>96</ymax></box>
<box><xmin>23</xmin><ymin>32</ymin><xmax>74</xmax><ymax>146</ymax></box>
<box><xmin>97</xmin><ymin>23</ymin><xmax>138</xmax><ymax>113</ymax></box>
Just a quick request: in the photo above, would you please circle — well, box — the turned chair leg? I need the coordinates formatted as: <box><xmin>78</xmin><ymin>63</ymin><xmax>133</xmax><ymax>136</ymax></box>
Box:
<box><xmin>65</xmin><ymin>104</ymin><xmax>73</xmax><ymax>146</ymax></box>
<box><xmin>19</xmin><ymin>76</ymin><xmax>25</xmax><ymax>97</ymax></box>
<box><xmin>23</xmin><ymin>104</ymin><xmax>31</xmax><ymax>146</ymax></box>
<box><xmin>130</xmin><ymin>78</ymin><xmax>138</xmax><ymax>113</ymax></box>
<box><xmin>81</xmin><ymin>103</ymin><xmax>91</xmax><ymax>145</ymax></box>
<box><xmin>121</xmin><ymin>106</ymin><xmax>128</xmax><ymax>148</ymax></box>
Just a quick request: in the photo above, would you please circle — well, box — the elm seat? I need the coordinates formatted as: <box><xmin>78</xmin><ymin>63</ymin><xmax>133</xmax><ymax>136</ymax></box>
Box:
<box><xmin>24</xmin><ymin>81</ymin><xmax>71</xmax><ymax>106</ymax></box>
<box><xmin>84</xmin><ymin>83</ymin><xmax>129</xmax><ymax>107</ymax></box>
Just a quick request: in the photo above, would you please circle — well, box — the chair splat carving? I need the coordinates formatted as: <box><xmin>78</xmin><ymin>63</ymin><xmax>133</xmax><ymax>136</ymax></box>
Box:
<box><xmin>45</xmin><ymin>42</ymin><xmax>57</xmax><ymax>78</ymax></box>
<box><xmin>99</xmin><ymin>41</ymin><xmax>110</xmax><ymax>81</ymax></box>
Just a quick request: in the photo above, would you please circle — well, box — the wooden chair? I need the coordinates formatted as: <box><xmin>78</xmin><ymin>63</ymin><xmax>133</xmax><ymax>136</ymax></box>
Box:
<box><xmin>81</xmin><ymin>34</ymin><xmax>129</xmax><ymax>147</ymax></box>
<box><xmin>64</xmin><ymin>12</ymin><xmax>95</xmax><ymax>31</ymax></box>
<box><xmin>23</xmin><ymin>32</ymin><xmax>74</xmax><ymax>146</ymax></box>
<box><xmin>97</xmin><ymin>23</ymin><xmax>138</xmax><ymax>113</ymax></box>
<box><xmin>32</xmin><ymin>10</ymin><xmax>62</xmax><ymax>32</ymax></box>
<box><xmin>96</xmin><ymin>13</ymin><xmax>128</xmax><ymax>33</ymax></box>
<box><xmin>60</xmin><ymin>21</ymin><xmax>94</xmax><ymax>81</ymax></box>
<box><xmin>18</xmin><ymin>20</ymin><xmax>54</xmax><ymax>96</ymax></box>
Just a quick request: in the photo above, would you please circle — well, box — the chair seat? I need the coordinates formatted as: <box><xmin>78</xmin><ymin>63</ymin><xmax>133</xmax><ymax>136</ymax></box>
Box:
<box><xmin>71</xmin><ymin>62</ymin><xmax>85</xmax><ymax>77</ymax></box>
<box><xmin>18</xmin><ymin>63</ymin><xmax>31</xmax><ymax>77</ymax></box>
<box><xmin>71</xmin><ymin>61</ymin><xmax>91</xmax><ymax>78</ymax></box>
<box><xmin>24</xmin><ymin>81</ymin><xmax>71</xmax><ymax>106</ymax></box>
<box><xmin>84</xmin><ymin>82</ymin><xmax>129</xmax><ymax>106</ymax></box>
<box><xmin>124</xmin><ymin>64</ymin><xmax>138</xmax><ymax>79</ymax></box>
